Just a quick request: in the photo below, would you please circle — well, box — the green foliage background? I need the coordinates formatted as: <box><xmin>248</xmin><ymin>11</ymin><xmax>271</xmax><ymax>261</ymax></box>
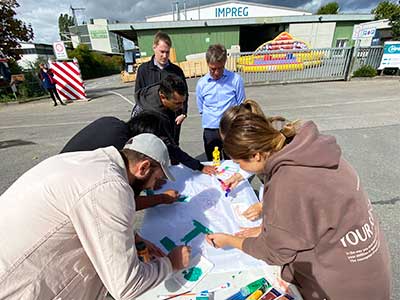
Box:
<box><xmin>353</xmin><ymin>65</ymin><xmax>378</xmax><ymax>77</ymax></box>
<box><xmin>372</xmin><ymin>1</ymin><xmax>400</xmax><ymax>39</ymax></box>
<box><xmin>68</xmin><ymin>45</ymin><xmax>123</xmax><ymax>79</ymax></box>
<box><xmin>0</xmin><ymin>0</ymin><xmax>34</xmax><ymax>60</ymax></box>
<box><xmin>317</xmin><ymin>2</ymin><xmax>339</xmax><ymax>14</ymax></box>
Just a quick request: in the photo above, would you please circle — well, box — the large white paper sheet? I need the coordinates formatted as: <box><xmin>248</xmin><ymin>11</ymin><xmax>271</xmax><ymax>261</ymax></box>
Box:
<box><xmin>139</xmin><ymin>163</ymin><xmax>265</xmax><ymax>273</ymax></box>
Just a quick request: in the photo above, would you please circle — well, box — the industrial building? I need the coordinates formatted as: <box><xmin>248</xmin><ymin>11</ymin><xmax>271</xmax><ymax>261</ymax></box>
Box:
<box><xmin>108</xmin><ymin>0</ymin><xmax>374</xmax><ymax>62</ymax></box>
<box><xmin>69</xmin><ymin>19</ymin><xmax>124</xmax><ymax>54</ymax></box>
<box><xmin>16</xmin><ymin>43</ymin><xmax>55</xmax><ymax>70</ymax></box>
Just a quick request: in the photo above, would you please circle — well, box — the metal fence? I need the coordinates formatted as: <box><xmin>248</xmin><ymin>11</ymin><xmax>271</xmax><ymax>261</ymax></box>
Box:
<box><xmin>353</xmin><ymin>46</ymin><xmax>384</xmax><ymax>71</ymax></box>
<box><xmin>226</xmin><ymin>46</ymin><xmax>384</xmax><ymax>85</ymax></box>
<box><xmin>0</xmin><ymin>71</ymin><xmax>46</xmax><ymax>100</ymax></box>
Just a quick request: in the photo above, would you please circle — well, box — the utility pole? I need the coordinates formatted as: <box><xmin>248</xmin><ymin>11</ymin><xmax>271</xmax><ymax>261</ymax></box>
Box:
<box><xmin>175</xmin><ymin>1</ymin><xmax>180</xmax><ymax>21</ymax></box>
<box><xmin>183</xmin><ymin>0</ymin><xmax>187</xmax><ymax>20</ymax></box>
<box><xmin>70</xmin><ymin>5</ymin><xmax>86</xmax><ymax>26</ymax></box>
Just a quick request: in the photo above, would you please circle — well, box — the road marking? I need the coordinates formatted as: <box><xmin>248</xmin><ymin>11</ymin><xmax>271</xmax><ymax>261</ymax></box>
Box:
<box><xmin>108</xmin><ymin>91</ymin><xmax>134</xmax><ymax>106</ymax></box>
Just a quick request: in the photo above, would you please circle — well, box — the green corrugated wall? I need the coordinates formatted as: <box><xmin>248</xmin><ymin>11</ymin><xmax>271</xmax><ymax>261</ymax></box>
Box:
<box><xmin>137</xmin><ymin>26</ymin><xmax>240</xmax><ymax>62</ymax></box>
<box><xmin>332</xmin><ymin>22</ymin><xmax>357</xmax><ymax>47</ymax></box>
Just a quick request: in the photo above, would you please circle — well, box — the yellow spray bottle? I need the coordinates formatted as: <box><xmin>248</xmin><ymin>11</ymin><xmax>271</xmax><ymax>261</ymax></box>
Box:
<box><xmin>212</xmin><ymin>146</ymin><xmax>220</xmax><ymax>166</ymax></box>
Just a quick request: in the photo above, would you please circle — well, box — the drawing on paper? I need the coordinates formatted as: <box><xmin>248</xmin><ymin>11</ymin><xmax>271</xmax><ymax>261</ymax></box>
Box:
<box><xmin>177</xmin><ymin>195</ymin><xmax>190</xmax><ymax>202</ymax></box>
<box><xmin>183</xmin><ymin>266</ymin><xmax>203</xmax><ymax>281</ymax></box>
<box><xmin>160</xmin><ymin>236</ymin><xmax>177</xmax><ymax>252</ymax></box>
<box><xmin>173</xmin><ymin>254</ymin><xmax>214</xmax><ymax>289</ymax></box>
<box><xmin>180</xmin><ymin>220</ymin><xmax>213</xmax><ymax>245</ymax></box>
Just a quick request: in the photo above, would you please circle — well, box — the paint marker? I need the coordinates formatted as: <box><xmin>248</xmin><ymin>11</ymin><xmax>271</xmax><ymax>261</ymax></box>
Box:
<box><xmin>196</xmin><ymin>291</ymin><xmax>210</xmax><ymax>300</ymax></box>
<box><xmin>158</xmin><ymin>291</ymin><xmax>194</xmax><ymax>299</ymax></box>
<box><xmin>177</xmin><ymin>195</ymin><xmax>190</xmax><ymax>202</ymax></box>
<box><xmin>217</xmin><ymin>178</ymin><xmax>231</xmax><ymax>197</ymax></box>
<box><xmin>210</xmin><ymin>238</ymin><xmax>216</xmax><ymax>248</ymax></box>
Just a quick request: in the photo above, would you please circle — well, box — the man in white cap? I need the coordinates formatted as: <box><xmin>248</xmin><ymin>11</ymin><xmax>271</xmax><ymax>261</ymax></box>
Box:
<box><xmin>0</xmin><ymin>133</ymin><xmax>191</xmax><ymax>300</ymax></box>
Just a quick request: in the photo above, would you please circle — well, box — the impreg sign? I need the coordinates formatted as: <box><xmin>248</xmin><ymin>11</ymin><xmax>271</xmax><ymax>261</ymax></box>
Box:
<box><xmin>378</xmin><ymin>41</ymin><xmax>400</xmax><ymax>69</ymax></box>
<box><xmin>215</xmin><ymin>6</ymin><xmax>249</xmax><ymax>18</ymax></box>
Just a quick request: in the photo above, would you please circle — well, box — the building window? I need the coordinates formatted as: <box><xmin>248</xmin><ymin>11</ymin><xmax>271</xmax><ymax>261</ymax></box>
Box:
<box><xmin>335</xmin><ymin>39</ymin><xmax>348</xmax><ymax>48</ymax></box>
<box><xmin>21</xmin><ymin>48</ymin><xmax>36</xmax><ymax>54</ymax></box>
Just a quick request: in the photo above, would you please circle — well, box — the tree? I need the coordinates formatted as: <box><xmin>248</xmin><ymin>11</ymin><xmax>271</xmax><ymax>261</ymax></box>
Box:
<box><xmin>317</xmin><ymin>2</ymin><xmax>339</xmax><ymax>14</ymax></box>
<box><xmin>58</xmin><ymin>14</ymin><xmax>74</xmax><ymax>47</ymax></box>
<box><xmin>0</xmin><ymin>0</ymin><xmax>34</xmax><ymax>60</ymax></box>
<box><xmin>68</xmin><ymin>45</ymin><xmax>123</xmax><ymax>79</ymax></box>
<box><xmin>371</xmin><ymin>1</ymin><xmax>400</xmax><ymax>39</ymax></box>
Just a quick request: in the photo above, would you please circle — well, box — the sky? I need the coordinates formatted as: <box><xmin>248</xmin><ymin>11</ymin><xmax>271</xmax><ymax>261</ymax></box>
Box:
<box><xmin>15</xmin><ymin>0</ymin><xmax>383</xmax><ymax>44</ymax></box>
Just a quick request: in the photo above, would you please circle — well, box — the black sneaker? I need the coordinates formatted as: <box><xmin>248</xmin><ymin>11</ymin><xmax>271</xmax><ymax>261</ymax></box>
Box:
<box><xmin>60</xmin><ymin>101</ymin><xmax>66</xmax><ymax>105</ymax></box>
<box><xmin>53</xmin><ymin>103</ymin><xmax>58</xmax><ymax>106</ymax></box>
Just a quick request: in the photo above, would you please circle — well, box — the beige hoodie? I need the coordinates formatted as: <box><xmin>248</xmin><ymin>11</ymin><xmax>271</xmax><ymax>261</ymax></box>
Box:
<box><xmin>0</xmin><ymin>147</ymin><xmax>172</xmax><ymax>300</ymax></box>
<box><xmin>243</xmin><ymin>121</ymin><xmax>391</xmax><ymax>300</ymax></box>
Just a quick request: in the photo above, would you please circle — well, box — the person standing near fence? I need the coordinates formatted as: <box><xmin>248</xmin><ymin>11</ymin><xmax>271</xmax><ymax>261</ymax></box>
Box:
<box><xmin>196</xmin><ymin>44</ymin><xmax>245</xmax><ymax>161</ymax></box>
<box><xmin>38</xmin><ymin>63</ymin><xmax>65</xmax><ymax>106</ymax></box>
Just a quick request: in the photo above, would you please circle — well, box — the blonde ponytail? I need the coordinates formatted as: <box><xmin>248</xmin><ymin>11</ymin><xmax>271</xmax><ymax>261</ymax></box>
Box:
<box><xmin>224</xmin><ymin>114</ymin><xmax>302</xmax><ymax>159</ymax></box>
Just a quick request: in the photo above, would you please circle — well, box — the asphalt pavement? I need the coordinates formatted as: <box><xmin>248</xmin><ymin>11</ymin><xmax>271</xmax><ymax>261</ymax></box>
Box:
<box><xmin>0</xmin><ymin>75</ymin><xmax>399</xmax><ymax>298</ymax></box>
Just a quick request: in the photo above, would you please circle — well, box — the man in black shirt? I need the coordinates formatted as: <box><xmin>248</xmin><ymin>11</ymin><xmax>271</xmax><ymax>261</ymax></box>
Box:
<box><xmin>134</xmin><ymin>31</ymin><xmax>188</xmax><ymax>146</ymax></box>
<box><xmin>61</xmin><ymin>113</ymin><xmax>179</xmax><ymax>210</ymax></box>
<box><xmin>61</xmin><ymin>117</ymin><xmax>130</xmax><ymax>153</ymax></box>
<box><xmin>132</xmin><ymin>75</ymin><xmax>216</xmax><ymax>175</ymax></box>
<box><xmin>61</xmin><ymin>111</ymin><xmax>215</xmax><ymax>208</ymax></box>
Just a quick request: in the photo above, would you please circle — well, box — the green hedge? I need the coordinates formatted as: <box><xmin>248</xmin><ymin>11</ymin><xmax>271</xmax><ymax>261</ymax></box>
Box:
<box><xmin>68</xmin><ymin>45</ymin><xmax>123</xmax><ymax>79</ymax></box>
<box><xmin>353</xmin><ymin>65</ymin><xmax>377</xmax><ymax>77</ymax></box>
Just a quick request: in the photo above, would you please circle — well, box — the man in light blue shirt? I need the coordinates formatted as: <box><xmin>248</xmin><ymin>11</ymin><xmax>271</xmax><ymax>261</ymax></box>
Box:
<box><xmin>196</xmin><ymin>44</ymin><xmax>245</xmax><ymax>161</ymax></box>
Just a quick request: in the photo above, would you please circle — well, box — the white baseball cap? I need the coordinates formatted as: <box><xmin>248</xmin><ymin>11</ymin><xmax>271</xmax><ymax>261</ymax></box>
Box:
<box><xmin>123</xmin><ymin>133</ymin><xmax>175</xmax><ymax>181</ymax></box>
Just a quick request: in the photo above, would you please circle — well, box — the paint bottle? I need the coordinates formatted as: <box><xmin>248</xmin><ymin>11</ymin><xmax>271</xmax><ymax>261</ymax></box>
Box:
<box><xmin>240</xmin><ymin>278</ymin><xmax>268</xmax><ymax>296</ymax></box>
<box><xmin>226</xmin><ymin>291</ymin><xmax>247</xmax><ymax>300</ymax></box>
<box><xmin>227</xmin><ymin>278</ymin><xmax>269</xmax><ymax>300</ymax></box>
<box><xmin>135</xmin><ymin>241</ymin><xmax>151</xmax><ymax>263</ymax></box>
<box><xmin>212</xmin><ymin>146</ymin><xmax>220</xmax><ymax>166</ymax></box>
<box><xmin>245</xmin><ymin>288</ymin><xmax>264</xmax><ymax>300</ymax></box>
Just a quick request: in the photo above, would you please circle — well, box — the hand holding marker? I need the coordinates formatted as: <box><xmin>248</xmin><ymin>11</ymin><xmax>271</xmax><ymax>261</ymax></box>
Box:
<box><xmin>217</xmin><ymin>178</ymin><xmax>231</xmax><ymax>197</ymax></box>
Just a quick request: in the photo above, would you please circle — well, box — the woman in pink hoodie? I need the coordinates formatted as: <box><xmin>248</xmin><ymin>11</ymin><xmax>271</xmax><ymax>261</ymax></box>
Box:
<box><xmin>207</xmin><ymin>113</ymin><xmax>392</xmax><ymax>300</ymax></box>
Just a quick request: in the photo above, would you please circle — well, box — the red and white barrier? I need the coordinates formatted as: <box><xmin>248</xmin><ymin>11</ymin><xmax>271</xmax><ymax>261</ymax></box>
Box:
<box><xmin>51</xmin><ymin>61</ymin><xmax>87</xmax><ymax>101</ymax></box>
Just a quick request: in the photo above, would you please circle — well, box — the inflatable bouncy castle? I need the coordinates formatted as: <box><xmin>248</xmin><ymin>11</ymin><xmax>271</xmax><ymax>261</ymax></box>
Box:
<box><xmin>237</xmin><ymin>32</ymin><xmax>324</xmax><ymax>72</ymax></box>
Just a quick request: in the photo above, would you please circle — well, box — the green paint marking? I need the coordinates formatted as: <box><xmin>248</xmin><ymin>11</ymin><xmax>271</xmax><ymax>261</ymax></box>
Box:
<box><xmin>180</xmin><ymin>220</ymin><xmax>213</xmax><ymax>244</ymax></box>
<box><xmin>183</xmin><ymin>267</ymin><xmax>203</xmax><ymax>282</ymax></box>
<box><xmin>177</xmin><ymin>195</ymin><xmax>190</xmax><ymax>202</ymax></box>
<box><xmin>160</xmin><ymin>236</ymin><xmax>177</xmax><ymax>252</ymax></box>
